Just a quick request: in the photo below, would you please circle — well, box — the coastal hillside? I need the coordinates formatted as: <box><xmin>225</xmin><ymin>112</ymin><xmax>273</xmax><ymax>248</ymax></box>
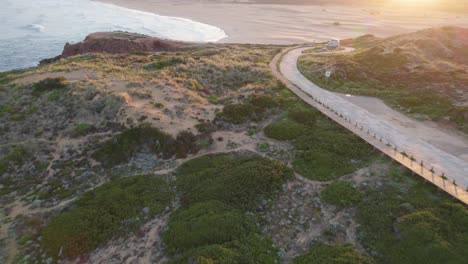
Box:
<box><xmin>299</xmin><ymin>26</ymin><xmax>468</xmax><ymax>132</ymax></box>
<box><xmin>0</xmin><ymin>32</ymin><xmax>467</xmax><ymax>264</ymax></box>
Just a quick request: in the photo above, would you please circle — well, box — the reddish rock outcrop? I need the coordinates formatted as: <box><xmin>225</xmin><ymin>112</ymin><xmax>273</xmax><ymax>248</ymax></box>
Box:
<box><xmin>40</xmin><ymin>31</ymin><xmax>193</xmax><ymax>65</ymax></box>
<box><xmin>62</xmin><ymin>31</ymin><xmax>192</xmax><ymax>57</ymax></box>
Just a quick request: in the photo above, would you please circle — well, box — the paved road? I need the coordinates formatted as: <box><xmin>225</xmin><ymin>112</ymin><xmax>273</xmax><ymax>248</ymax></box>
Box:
<box><xmin>271</xmin><ymin>46</ymin><xmax>468</xmax><ymax>203</ymax></box>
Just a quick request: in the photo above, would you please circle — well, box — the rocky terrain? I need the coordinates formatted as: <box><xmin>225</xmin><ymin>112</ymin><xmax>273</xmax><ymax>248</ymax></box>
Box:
<box><xmin>0</xmin><ymin>31</ymin><xmax>467</xmax><ymax>264</ymax></box>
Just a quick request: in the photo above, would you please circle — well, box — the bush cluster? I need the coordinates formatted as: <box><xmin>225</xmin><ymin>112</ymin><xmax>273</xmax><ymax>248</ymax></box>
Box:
<box><xmin>41</xmin><ymin>175</ymin><xmax>172</xmax><ymax>258</ymax></box>
<box><xmin>0</xmin><ymin>145</ymin><xmax>29</xmax><ymax>175</ymax></box>
<box><xmin>288</xmin><ymin>107</ymin><xmax>318</xmax><ymax>126</ymax></box>
<box><xmin>31</xmin><ymin>77</ymin><xmax>67</xmax><ymax>96</ymax></box>
<box><xmin>264</xmin><ymin>105</ymin><xmax>374</xmax><ymax>180</ymax></box>
<box><xmin>264</xmin><ymin>119</ymin><xmax>307</xmax><ymax>141</ymax></box>
<box><xmin>175</xmin><ymin>153</ymin><xmax>292</xmax><ymax>209</ymax></box>
<box><xmin>92</xmin><ymin>125</ymin><xmax>200</xmax><ymax>167</ymax></box>
<box><xmin>164</xmin><ymin>152</ymin><xmax>292</xmax><ymax>263</ymax></box>
<box><xmin>219</xmin><ymin>95</ymin><xmax>278</xmax><ymax>124</ymax></box>
<box><xmin>144</xmin><ymin>57</ymin><xmax>185</xmax><ymax>71</ymax></box>
<box><xmin>70</xmin><ymin>123</ymin><xmax>96</xmax><ymax>138</ymax></box>
<box><xmin>357</xmin><ymin>166</ymin><xmax>468</xmax><ymax>264</ymax></box>
<box><xmin>293</xmin><ymin>243</ymin><xmax>375</xmax><ymax>264</ymax></box>
<box><xmin>321</xmin><ymin>181</ymin><xmax>363</xmax><ymax>207</ymax></box>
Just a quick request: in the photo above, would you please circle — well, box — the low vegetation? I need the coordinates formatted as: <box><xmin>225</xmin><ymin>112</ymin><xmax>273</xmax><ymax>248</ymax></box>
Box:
<box><xmin>264</xmin><ymin>119</ymin><xmax>306</xmax><ymax>141</ymax></box>
<box><xmin>164</xmin><ymin>152</ymin><xmax>292</xmax><ymax>263</ymax></box>
<box><xmin>92</xmin><ymin>125</ymin><xmax>200</xmax><ymax>167</ymax></box>
<box><xmin>293</xmin><ymin>243</ymin><xmax>375</xmax><ymax>264</ymax></box>
<box><xmin>321</xmin><ymin>181</ymin><xmax>363</xmax><ymax>208</ymax></box>
<box><xmin>218</xmin><ymin>95</ymin><xmax>279</xmax><ymax>124</ymax></box>
<box><xmin>0</xmin><ymin>145</ymin><xmax>28</xmax><ymax>176</ymax></box>
<box><xmin>357</xmin><ymin>166</ymin><xmax>468</xmax><ymax>264</ymax></box>
<box><xmin>70</xmin><ymin>123</ymin><xmax>95</xmax><ymax>138</ymax></box>
<box><xmin>31</xmin><ymin>77</ymin><xmax>68</xmax><ymax>96</ymax></box>
<box><xmin>144</xmin><ymin>57</ymin><xmax>185</xmax><ymax>71</ymax></box>
<box><xmin>41</xmin><ymin>175</ymin><xmax>172</xmax><ymax>258</ymax></box>
<box><xmin>264</xmin><ymin>101</ymin><xmax>375</xmax><ymax>180</ymax></box>
<box><xmin>175</xmin><ymin>152</ymin><xmax>292</xmax><ymax>209</ymax></box>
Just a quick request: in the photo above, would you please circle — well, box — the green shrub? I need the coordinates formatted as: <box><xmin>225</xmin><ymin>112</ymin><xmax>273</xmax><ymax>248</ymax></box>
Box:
<box><xmin>220</xmin><ymin>103</ymin><xmax>255</xmax><ymax>124</ymax></box>
<box><xmin>31</xmin><ymin>77</ymin><xmax>67</xmax><ymax>96</ymax></box>
<box><xmin>264</xmin><ymin>120</ymin><xmax>306</xmax><ymax>141</ymax></box>
<box><xmin>41</xmin><ymin>175</ymin><xmax>172</xmax><ymax>258</ymax></box>
<box><xmin>288</xmin><ymin>107</ymin><xmax>318</xmax><ymax>126</ymax></box>
<box><xmin>219</xmin><ymin>95</ymin><xmax>279</xmax><ymax>124</ymax></box>
<box><xmin>92</xmin><ymin>125</ymin><xmax>177</xmax><ymax>167</ymax></box>
<box><xmin>4</xmin><ymin>146</ymin><xmax>28</xmax><ymax>164</ymax></box>
<box><xmin>172</xmin><ymin>244</ymin><xmax>241</xmax><ymax>264</ymax></box>
<box><xmin>152</xmin><ymin>102</ymin><xmax>165</xmax><ymax>109</ymax></box>
<box><xmin>10</xmin><ymin>113</ymin><xmax>25</xmax><ymax>122</ymax></box>
<box><xmin>248</xmin><ymin>95</ymin><xmax>278</xmax><ymax>111</ymax></box>
<box><xmin>93</xmin><ymin>126</ymin><xmax>201</xmax><ymax>167</ymax></box>
<box><xmin>0</xmin><ymin>161</ymin><xmax>7</xmax><ymax>175</ymax></box>
<box><xmin>164</xmin><ymin>201</ymin><xmax>257</xmax><ymax>252</ymax></box>
<box><xmin>144</xmin><ymin>57</ymin><xmax>185</xmax><ymax>71</ymax></box>
<box><xmin>321</xmin><ymin>181</ymin><xmax>362</xmax><ymax>207</ymax></box>
<box><xmin>292</xmin><ymin>116</ymin><xmax>374</xmax><ymax>180</ymax></box>
<box><xmin>357</xmin><ymin>166</ymin><xmax>468</xmax><ymax>264</ymax></box>
<box><xmin>47</xmin><ymin>90</ymin><xmax>62</xmax><ymax>101</ymax></box>
<box><xmin>175</xmin><ymin>130</ymin><xmax>199</xmax><ymax>159</ymax></box>
<box><xmin>71</xmin><ymin>123</ymin><xmax>95</xmax><ymax>138</ymax></box>
<box><xmin>0</xmin><ymin>104</ymin><xmax>13</xmax><ymax>117</ymax></box>
<box><xmin>18</xmin><ymin>234</ymin><xmax>33</xmax><ymax>246</ymax></box>
<box><xmin>257</xmin><ymin>142</ymin><xmax>270</xmax><ymax>151</ymax></box>
<box><xmin>176</xmin><ymin>153</ymin><xmax>292</xmax><ymax>209</ymax></box>
<box><xmin>293</xmin><ymin>243</ymin><xmax>375</xmax><ymax>264</ymax></box>
<box><xmin>164</xmin><ymin>153</ymin><xmax>288</xmax><ymax>263</ymax></box>
<box><xmin>195</xmin><ymin>122</ymin><xmax>217</xmax><ymax>135</ymax></box>
<box><xmin>169</xmin><ymin>233</ymin><xmax>278</xmax><ymax>264</ymax></box>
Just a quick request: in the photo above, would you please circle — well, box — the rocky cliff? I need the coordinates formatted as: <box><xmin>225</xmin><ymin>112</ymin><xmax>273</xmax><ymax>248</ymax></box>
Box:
<box><xmin>41</xmin><ymin>31</ymin><xmax>194</xmax><ymax>64</ymax></box>
<box><xmin>62</xmin><ymin>31</ymin><xmax>192</xmax><ymax>57</ymax></box>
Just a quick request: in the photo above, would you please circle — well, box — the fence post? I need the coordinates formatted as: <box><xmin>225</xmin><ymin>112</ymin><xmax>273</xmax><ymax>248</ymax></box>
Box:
<box><xmin>442</xmin><ymin>173</ymin><xmax>447</xmax><ymax>189</ymax></box>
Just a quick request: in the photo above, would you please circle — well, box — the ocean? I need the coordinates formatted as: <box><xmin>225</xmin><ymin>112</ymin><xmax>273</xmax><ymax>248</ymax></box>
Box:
<box><xmin>0</xmin><ymin>0</ymin><xmax>227</xmax><ymax>72</ymax></box>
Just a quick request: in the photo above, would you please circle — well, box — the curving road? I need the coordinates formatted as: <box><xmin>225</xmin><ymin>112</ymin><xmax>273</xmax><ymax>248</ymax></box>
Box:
<box><xmin>271</xmin><ymin>46</ymin><xmax>468</xmax><ymax>203</ymax></box>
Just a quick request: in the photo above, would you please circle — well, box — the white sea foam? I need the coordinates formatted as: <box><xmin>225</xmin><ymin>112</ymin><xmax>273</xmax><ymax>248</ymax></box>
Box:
<box><xmin>28</xmin><ymin>24</ymin><xmax>46</xmax><ymax>32</ymax></box>
<box><xmin>0</xmin><ymin>0</ymin><xmax>227</xmax><ymax>71</ymax></box>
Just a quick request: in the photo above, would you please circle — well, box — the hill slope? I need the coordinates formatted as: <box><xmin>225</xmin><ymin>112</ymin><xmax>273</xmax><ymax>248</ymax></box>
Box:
<box><xmin>299</xmin><ymin>26</ymin><xmax>468</xmax><ymax>132</ymax></box>
<box><xmin>0</xmin><ymin>31</ymin><xmax>467</xmax><ymax>264</ymax></box>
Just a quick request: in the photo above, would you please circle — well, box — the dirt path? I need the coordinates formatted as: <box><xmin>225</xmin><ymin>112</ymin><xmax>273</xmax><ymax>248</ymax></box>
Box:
<box><xmin>271</xmin><ymin>46</ymin><xmax>468</xmax><ymax>204</ymax></box>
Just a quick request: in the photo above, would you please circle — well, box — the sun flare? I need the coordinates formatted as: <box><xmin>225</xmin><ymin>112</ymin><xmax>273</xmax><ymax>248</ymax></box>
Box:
<box><xmin>388</xmin><ymin>0</ymin><xmax>440</xmax><ymax>6</ymax></box>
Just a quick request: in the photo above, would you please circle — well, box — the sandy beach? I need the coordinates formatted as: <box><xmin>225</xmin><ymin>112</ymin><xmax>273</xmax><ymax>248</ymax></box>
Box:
<box><xmin>100</xmin><ymin>0</ymin><xmax>468</xmax><ymax>44</ymax></box>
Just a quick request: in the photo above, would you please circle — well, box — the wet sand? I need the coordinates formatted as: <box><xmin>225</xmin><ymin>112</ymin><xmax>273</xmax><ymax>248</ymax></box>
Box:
<box><xmin>100</xmin><ymin>0</ymin><xmax>468</xmax><ymax>44</ymax></box>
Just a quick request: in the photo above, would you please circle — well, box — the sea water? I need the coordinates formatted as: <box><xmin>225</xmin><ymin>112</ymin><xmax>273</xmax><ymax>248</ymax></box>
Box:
<box><xmin>0</xmin><ymin>0</ymin><xmax>227</xmax><ymax>72</ymax></box>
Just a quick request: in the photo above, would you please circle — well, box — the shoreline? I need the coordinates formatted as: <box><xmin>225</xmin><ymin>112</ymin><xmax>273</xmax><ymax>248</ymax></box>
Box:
<box><xmin>99</xmin><ymin>0</ymin><xmax>468</xmax><ymax>44</ymax></box>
